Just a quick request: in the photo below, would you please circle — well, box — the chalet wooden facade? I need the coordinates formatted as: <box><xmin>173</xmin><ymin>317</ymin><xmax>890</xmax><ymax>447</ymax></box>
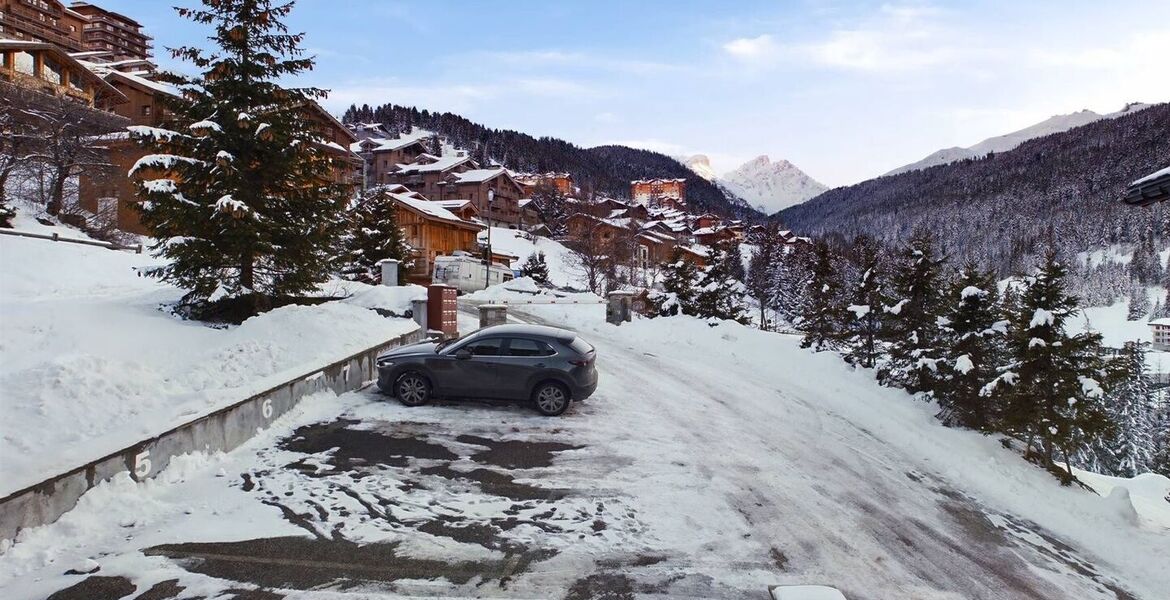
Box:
<box><xmin>382</xmin><ymin>185</ymin><xmax>486</xmax><ymax>284</ymax></box>
<box><xmin>0</xmin><ymin>39</ymin><xmax>125</xmax><ymax>109</ymax></box>
<box><xmin>0</xmin><ymin>0</ymin><xmax>151</xmax><ymax>59</ymax></box>
<box><xmin>439</xmin><ymin>167</ymin><xmax>525</xmax><ymax>227</ymax></box>
<box><xmin>515</xmin><ymin>171</ymin><xmax>574</xmax><ymax>196</ymax></box>
<box><xmin>75</xmin><ymin>57</ymin><xmax>362</xmax><ymax>235</ymax></box>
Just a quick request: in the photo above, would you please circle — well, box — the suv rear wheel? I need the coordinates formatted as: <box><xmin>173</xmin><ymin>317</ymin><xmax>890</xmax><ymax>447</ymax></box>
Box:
<box><xmin>533</xmin><ymin>381</ymin><xmax>571</xmax><ymax>416</ymax></box>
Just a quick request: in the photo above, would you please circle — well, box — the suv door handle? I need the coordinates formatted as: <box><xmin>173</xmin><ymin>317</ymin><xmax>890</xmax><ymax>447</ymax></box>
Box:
<box><xmin>534</xmin><ymin>363</ymin><xmax>545</xmax><ymax>368</ymax></box>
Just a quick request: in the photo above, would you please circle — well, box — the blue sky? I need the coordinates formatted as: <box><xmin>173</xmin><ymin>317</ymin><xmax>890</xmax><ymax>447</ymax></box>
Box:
<box><xmin>102</xmin><ymin>0</ymin><xmax>1170</xmax><ymax>186</ymax></box>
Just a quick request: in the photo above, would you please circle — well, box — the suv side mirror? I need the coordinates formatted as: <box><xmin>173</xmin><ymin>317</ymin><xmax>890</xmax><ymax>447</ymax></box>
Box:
<box><xmin>455</xmin><ymin>348</ymin><xmax>472</xmax><ymax>360</ymax></box>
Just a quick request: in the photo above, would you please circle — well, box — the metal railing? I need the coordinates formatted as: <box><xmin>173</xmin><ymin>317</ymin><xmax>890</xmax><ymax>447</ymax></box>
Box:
<box><xmin>0</xmin><ymin>227</ymin><xmax>143</xmax><ymax>253</ymax></box>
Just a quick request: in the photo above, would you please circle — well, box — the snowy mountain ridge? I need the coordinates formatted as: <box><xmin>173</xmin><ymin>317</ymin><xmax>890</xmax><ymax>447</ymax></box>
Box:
<box><xmin>682</xmin><ymin>154</ymin><xmax>828</xmax><ymax>216</ymax></box>
<box><xmin>887</xmin><ymin>102</ymin><xmax>1153</xmax><ymax>176</ymax></box>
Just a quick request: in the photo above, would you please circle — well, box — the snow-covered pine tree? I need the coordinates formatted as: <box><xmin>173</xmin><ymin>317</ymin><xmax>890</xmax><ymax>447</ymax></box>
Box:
<box><xmin>341</xmin><ymin>186</ymin><xmax>411</xmax><ymax>284</ymax></box>
<box><xmin>651</xmin><ymin>248</ymin><xmax>699</xmax><ymax>317</ymax></box>
<box><xmin>799</xmin><ymin>240</ymin><xmax>842</xmax><ymax>351</ymax></box>
<box><xmin>693</xmin><ymin>239</ymin><xmax>751</xmax><ymax>324</ymax></box>
<box><xmin>986</xmin><ymin>251</ymin><xmax>1112</xmax><ymax>482</ymax></box>
<box><xmin>935</xmin><ymin>263</ymin><xmax>1006</xmax><ymax>430</ymax></box>
<box><xmin>724</xmin><ymin>240</ymin><xmax>746</xmax><ymax>282</ymax></box>
<box><xmin>746</xmin><ymin>224</ymin><xmax>783</xmax><ymax>329</ymax></box>
<box><xmin>130</xmin><ymin>0</ymin><xmax>350</xmax><ymax>315</ymax></box>
<box><xmin>520</xmin><ymin>251</ymin><xmax>551</xmax><ymax>286</ymax></box>
<box><xmin>1129</xmin><ymin>224</ymin><xmax>1161</xmax><ymax>285</ymax></box>
<box><xmin>838</xmin><ymin>236</ymin><xmax>885</xmax><ymax>368</ymax></box>
<box><xmin>1127</xmin><ymin>284</ymin><xmax>1151</xmax><ymax>321</ymax></box>
<box><xmin>1084</xmin><ymin>341</ymin><xmax>1158</xmax><ymax>477</ymax></box>
<box><xmin>879</xmin><ymin>232</ymin><xmax>947</xmax><ymax>393</ymax></box>
<box><xmin>1151</xmin><ymin>393</ymin><xmax>1170</xmax><ymax>477</ymax></box>
<box><xmin>774</xmin><ymin>242</ymin><xmax>813</xmax><ymax>323</ymax></box>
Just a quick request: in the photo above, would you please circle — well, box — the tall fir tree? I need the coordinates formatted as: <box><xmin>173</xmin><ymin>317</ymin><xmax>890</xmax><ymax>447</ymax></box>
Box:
<box><xmin>1126</xmin><ymin>284</ymin><xmax>1150</xmax><ymax>321</ymax></box>
<box><xmin>838</xmin><ymin>237</ymin><xmax>885</xmax><ymax>368</ymax></box>
<box><xmin>880</xmin><ymin>232</ymin><xmax>948</xmax><ymax>393</ymax></box>
<box><xmin>986</xmin><ymin>251</ymin><xmax>1112</xmax><ymax>481</ymax></box>
<box><xmin>693</xmin><ymin>239</ymin><xmax>751</xmax><ymax>324</ymax></box>
<box><xmin>724</xmin><ymin>239</ymin><xmax>746</xmax><ymax>282</ymax></box>
<box><xmin>130</xmin><ymin>0</ymin><xmax>350</xmax><ymax>314</ymax></box>
<box><xmin>1085</xmin><ymin>342</ymin><xmax>1159</xmax><ymax>477</ymax></box>
<box><xmin>799</xmin><ymin>240</ymin><xmax>843</xmax><ymax>351</ymax></box>
<box><xmin>652</xmin><ymin>249</ymin><xmax>699</xmax><ymax>317</ymax></box>
<box><xmin>746</xmin><ymin>224</ymin><xmax>783</xmax><ymax>329</ymax></box>
<box><xmin>520</xmin><ymin>251</ymin><xmax>551</xmax><ymax>286</ymax></box>
<box><xmin>935</xmin><ymin>263</ymin><xmax>1006</xmax><ymax>430</ymax></box>
<box><xmin>341</xmin><ymin>186</ymin><xmax>412</xmax><ymax>285</ymax></box>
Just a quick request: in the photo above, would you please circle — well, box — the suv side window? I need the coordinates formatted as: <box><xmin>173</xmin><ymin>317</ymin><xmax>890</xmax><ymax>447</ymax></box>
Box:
<box><xmin>505</xmin><ymin>338</ymin><xmax>555</xmax><ymax>357</ymax></box>
<box><xmin>464</xmin><ymin>337</ymin><xmax>503</xmax><ymax>356</ymax></box>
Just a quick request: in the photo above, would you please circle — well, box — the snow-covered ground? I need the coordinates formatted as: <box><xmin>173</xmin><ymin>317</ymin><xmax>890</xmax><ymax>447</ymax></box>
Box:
<box><xmin>3</xmin><ymin>291</ymin><xmax>1167</xmax><ymax>599</ymax></box>
<box><xmin>477</xmin><ymin>227</ymin><xmax>585</xmax><ymax>289</ymax></box>
<box><xmin>0</xmin><ymin>226</ymin><xmax>419</xmax><ymax>496</ymax></box>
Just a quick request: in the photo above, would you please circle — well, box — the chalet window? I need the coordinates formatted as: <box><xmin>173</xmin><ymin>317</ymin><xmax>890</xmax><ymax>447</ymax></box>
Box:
<box><xmin>13</xmin><ymin>51</ymin><xmax>34</xmax><ymax>75</ymax></box>
<box><xmin>141</xmin><ymin>105</ymin><xmax>152</xmax><ymax>117</ymax></box>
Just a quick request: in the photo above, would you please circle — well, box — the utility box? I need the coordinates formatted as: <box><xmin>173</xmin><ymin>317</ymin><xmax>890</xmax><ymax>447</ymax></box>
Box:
<box><xmin>479</xmin><ymin>304</ymin><xmax>507</xmax><ymax>328</ymax></box>
<box><xmin>427</xmin><ymin>284</ymin><xmax>458</xmax><ymax>338</ymax></box>
<box><xmin>607</xmin><ymin>290</ymin><xmax>635</xmax><ymax>325</ymax></box>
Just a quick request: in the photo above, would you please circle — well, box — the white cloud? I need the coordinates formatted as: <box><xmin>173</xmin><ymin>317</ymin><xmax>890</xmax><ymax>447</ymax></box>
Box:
<box><xmin>722</xmin><ymin>2</ymin><xmax>960</xmax><ymax>72</ymax></box>
<box><xmin>722</xmin><ymin>34</ymin><xmax>781</xmax><ymax>61</ymax></box>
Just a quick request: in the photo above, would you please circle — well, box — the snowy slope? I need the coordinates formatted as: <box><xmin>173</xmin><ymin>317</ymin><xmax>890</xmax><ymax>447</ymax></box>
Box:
<box><xmin>0</xmin><ymin>230</ymin><xmax>418</xmax><ymax>496</ymax></box>
<box><xmin>478</xmin><ymin>227</ymin><xmax>586</xmax><ymax>290</ymax></box>
<box><xmin>683</xmin><ymin>155</ymin><xmax>828</xmax><ymax>215</ymax></box>
<box><xmin>888</xmin><ymin>103</ymin><xmax>1153</xmax><ymax>175</ymax></box>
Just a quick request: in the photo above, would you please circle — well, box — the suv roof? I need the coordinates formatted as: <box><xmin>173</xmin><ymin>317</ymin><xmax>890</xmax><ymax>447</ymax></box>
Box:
<box><xmin>472</xmin><ymin>323</ymin><xmax>576</xmax><ymax>342</ymax></box>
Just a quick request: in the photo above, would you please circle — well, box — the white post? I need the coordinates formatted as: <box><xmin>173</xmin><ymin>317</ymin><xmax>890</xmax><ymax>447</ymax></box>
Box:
<box><xmin>378</xmin><ymin>259</ymin><xmax>400</xmax><ymax>286</ymax></box>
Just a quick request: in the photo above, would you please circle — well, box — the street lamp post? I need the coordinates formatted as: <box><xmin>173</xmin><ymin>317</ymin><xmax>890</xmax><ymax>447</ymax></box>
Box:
<box><xmin>484</xmin><ymin>189</ymin><xmax>495</xmax><ymax>290</ymax></box>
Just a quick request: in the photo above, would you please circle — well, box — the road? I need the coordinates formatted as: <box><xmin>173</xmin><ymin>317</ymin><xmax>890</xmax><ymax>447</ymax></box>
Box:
<box><xmin>9</xmin><ymin>306</ymin><xmax>1154</xmax><ymax>600</ymax></box>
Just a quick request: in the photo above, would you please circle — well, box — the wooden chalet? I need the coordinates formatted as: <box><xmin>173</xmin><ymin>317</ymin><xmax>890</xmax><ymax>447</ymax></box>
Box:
<box><xmin>380</xmin><ymin>185</ymin><xmax>485</xmax><ymax>284</ymax></box>
<box><xmin>0</xmin><ymin>39</ymin><xmax>125</xmax><ymax>109</ymax></box>
<box><xmin>439</xmin><ymin>167</ymin><xmax>525</xmax><ymax>227</ymax></box>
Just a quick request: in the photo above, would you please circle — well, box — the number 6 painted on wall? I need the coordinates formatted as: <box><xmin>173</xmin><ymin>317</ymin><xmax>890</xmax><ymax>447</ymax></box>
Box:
<box><xmin>262</xmin><ymin>398</ymin><xmax>274</xmax><ymax>420</ymax></box>
<box><xmin>134</xmin><ymin>450</ymin><xmax>151</xmax><ymax>479</ymax></box>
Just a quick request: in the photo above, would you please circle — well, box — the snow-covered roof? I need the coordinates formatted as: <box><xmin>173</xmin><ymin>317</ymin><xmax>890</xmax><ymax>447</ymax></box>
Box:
<box><xmin>1121</xmin><ymin>165</ymin><xmax>1170</xmax><ymax>207</ymax></box>
<box><xmin>1149</xmin><ymin>318</ymin><xmax>1170</xmax><ymax>326</ymax></box>
<box><xmin>370</xmin><ymin>135</ymin><xmax>429</xmax><ymax>153</ymax></box>
<box><xmin>433</xmin><ymin>199</ymin><xmax>475</xmax><ymax>212</ymax></box>
<box><xmin>1131</xmin><ymin>166</ymin><xmax>1170</xmax><ymax>187</ymax></box>
<box><xmin>692</xmin><ymin>226</ymin><xmax>718</xmax><ymax>236</ymax></box>
<box><xmin>452</xmin><ymin>167</ymin><xmax>508</xmax><ymax>184</ymax></box>
<box><xmin>631</xmin><ymin>178</ymin><xmax>687</xmax><ymax>185</ymax></box>
<box><xmin>390</xmin><ymin>193</ymin><xmax>483</xmax><ymax>230</ymax></box>
<box><xmin>396</xmin><ymin>154</ymin><xmax>474</xmax><ymax>174</ymax></box>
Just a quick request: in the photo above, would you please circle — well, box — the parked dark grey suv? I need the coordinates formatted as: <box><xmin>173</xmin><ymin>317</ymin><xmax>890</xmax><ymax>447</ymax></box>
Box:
<box><xmin>375</xmin><ymin>324</ymin><xmax>598</xmax><ymax>416</ymax></box>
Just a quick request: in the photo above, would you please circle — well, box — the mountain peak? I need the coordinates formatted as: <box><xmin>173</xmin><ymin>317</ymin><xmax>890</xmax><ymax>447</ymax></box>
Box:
<box><xmin>887</xmin><ymin>103</ymin><xmax>1154</xmax><ymax>176</ymax></box>
<box><xmin>720</xmin><ymin>155</ymin><xmax>828</xmax><ymax>215</ymax></box>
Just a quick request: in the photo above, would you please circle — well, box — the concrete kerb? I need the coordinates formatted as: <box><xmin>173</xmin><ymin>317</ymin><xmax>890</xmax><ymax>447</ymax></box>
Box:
<box><xmin>0</xmin><ymin>327</ymin><xmax>426</xmax><ymax>545</ymax></box>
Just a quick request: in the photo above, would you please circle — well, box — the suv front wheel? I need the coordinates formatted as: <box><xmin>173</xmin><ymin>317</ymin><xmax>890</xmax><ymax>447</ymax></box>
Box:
<box><xmin>395</xmin><ymin>372</ymin><xmax>431</xmax><ymax>407</ymax></box>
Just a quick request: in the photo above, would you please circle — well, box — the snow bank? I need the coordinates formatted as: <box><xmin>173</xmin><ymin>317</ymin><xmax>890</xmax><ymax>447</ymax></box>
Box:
<box><xmin>338</xmin><ymin>283</ymin><xmax>426</xmax><ymax>315</ymax></box>
<box><xmin>0</xmin><ymin>235</ymin><xmax>418</xmax><ymax>496</ymax></box>
<box><xmin>464</xmin><ymin>277</ymin><xmax>602</xmax><ymax>304</ymax></box>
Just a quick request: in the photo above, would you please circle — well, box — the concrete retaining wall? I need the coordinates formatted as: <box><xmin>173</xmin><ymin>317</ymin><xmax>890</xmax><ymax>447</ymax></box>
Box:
<box><xmin>0</xmin><ymin>327</ymin><xmax>425</xmax><ymax>544</ymax></box>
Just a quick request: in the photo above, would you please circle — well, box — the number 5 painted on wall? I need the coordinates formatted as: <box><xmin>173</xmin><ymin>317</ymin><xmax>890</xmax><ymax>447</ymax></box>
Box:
<box><xmin>134</xmin><ymin>450</ymin><xmax>151</xmax><ymax>479</ymax></box>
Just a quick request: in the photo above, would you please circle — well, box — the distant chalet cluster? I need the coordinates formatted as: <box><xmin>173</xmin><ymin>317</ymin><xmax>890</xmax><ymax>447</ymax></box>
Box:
<box><xmin>1</xmin><ymin>0</ymin><xmax>807</xmax><ymax>289</ymax></box>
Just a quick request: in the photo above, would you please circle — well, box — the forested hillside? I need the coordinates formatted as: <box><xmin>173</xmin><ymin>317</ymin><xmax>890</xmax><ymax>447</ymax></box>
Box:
<box><xmin>779</xmin><ymin>103</ymin><xmax>1170</xmax><ymax>276</ymax></box>
<box><xmin>341</xmin><ymin>103</ymin><xmax>758</xmax><ymax>219</ymax></box>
